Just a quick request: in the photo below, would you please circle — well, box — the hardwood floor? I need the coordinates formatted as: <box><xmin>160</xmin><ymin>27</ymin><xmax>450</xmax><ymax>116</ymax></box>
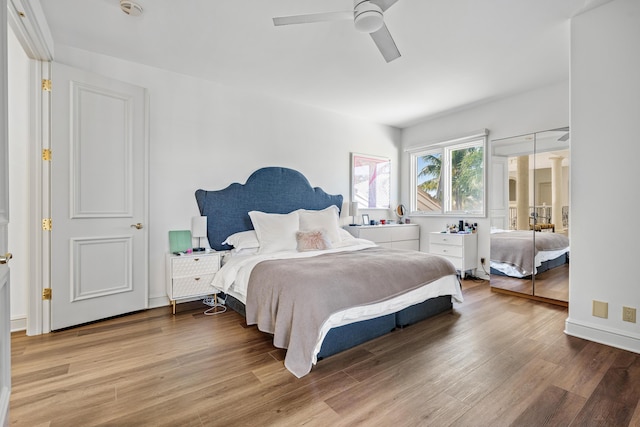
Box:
<box><xmin>491</xmin><ymin>264</ymin><xmax>569</xmax><ymax>304</ymax></box>
<box><xmin>10</xmin><ymin>280</ymin><xmax>640</xmax><ymax>426</ymax></box>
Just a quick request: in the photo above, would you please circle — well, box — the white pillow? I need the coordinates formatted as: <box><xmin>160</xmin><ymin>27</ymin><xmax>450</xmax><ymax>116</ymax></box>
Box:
<box><xmin>298</xmin><ymin>205</ymin><xmax>341</xmax><ymax>244</ymax></box>
<box><xmin>248</xmin><ymin>210</ymin><xmax>300</xmax><ymax>254</ymax></box>
<box><xmin>338</xmin><ymin>228</ymin><xmax>356</xmax><ymax>242</ymax></box>
<box><xmin>230</xmin><ymin>247</ymin><xmax>259</xmax><ymax>256</ymax></box>
<box><xmin>221</xmin><ymin>230</ymin><xmax>260</xmax><ymax>250</ymax></box>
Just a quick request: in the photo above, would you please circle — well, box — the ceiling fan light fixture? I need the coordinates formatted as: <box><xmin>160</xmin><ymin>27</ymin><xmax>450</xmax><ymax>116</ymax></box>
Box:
<box><xmin>354</xmin><ymin>1</ymin><xmax>383</xmax><ymax>33</ymax></box>
<box><xmin>120</xmin><ymin>0</ymin><xmax>143</xmax><ymax>16</ymax></box>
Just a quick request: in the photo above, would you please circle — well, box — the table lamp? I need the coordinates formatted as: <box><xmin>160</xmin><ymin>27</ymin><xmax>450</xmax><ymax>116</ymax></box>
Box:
<box><xmin>349</xmin><ymin>201</ymin><xmax>359</xmax><ymax>226</ymax></box>
<box><xmin>191</xmin><ymin>216</ymin><xmax>207</xmax><ymax>252</ymax></box>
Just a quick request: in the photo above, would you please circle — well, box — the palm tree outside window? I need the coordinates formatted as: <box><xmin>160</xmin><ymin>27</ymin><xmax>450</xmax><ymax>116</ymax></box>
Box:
<box><xmin>409</xmin><ymin>132</ymin><xmax>486</xmax><ymax>216</ymax></box>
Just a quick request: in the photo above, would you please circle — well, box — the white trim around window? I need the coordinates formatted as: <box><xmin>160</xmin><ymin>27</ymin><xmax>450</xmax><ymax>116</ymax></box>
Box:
<box><xmin>406</xmin><ymin>129</ymin><xmax>488</xmax><ymax>217</ymax></box>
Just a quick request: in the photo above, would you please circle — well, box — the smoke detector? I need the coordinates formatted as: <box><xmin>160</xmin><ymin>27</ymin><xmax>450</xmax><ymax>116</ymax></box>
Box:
<box><xmin>120</xmin><ymin>0</ymin><xmax>143</xmax><ymax>16</ymax></box>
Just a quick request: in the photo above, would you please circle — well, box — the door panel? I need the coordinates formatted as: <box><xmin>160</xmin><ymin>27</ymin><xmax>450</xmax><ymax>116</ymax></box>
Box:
<box><xmin>51</xmin><ymin>62</ymin><xmax>148</xmax><ymax>330</ymax></box>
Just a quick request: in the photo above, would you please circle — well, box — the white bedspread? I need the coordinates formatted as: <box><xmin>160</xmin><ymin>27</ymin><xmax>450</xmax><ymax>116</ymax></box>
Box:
<box><xmin>212</xmin><ymin>238</ymin><xmax>377</xmax><ymax>298</ymax></box>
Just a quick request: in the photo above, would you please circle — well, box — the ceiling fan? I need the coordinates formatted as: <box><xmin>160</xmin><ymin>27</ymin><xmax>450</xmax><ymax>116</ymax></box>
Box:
<box><xmin>273</xmin><ymin>0</ymin><xmax>402</xmax><ymax>63</ymax></box>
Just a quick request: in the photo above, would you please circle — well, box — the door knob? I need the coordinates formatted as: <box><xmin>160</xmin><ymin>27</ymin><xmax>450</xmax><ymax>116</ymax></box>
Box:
<box><xmin>0</xmin><ymin>253</ymin><xmax>13</xmax><ymax>264</ymax></box>
<box><xmin>130</xmin><ymin>223</ymin><xmax>143</xmax><ymax>230</ymax></box>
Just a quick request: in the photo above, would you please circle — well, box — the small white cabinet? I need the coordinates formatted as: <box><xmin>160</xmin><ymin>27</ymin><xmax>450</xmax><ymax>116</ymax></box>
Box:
<box><xmin>429</xmin><ymin>232</ymin><xmax>478</xmax><ymax>278</ymax></box>
<box><xmin>166</xmin><ymin>251</ymin><xmax>220</xmax><ymax>314</ymax></box>
<box><xmin>344</xmin><ymin>224</ymin><xmax>420</xmax><ymax>250</ymax></box>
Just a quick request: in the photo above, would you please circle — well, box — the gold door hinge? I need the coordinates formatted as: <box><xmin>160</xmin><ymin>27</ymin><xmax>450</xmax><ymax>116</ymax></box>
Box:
<box><xmin>42</xmin><ymin>148</ymin><xmax>52</xmax><ymax>161</ymax></box>
<box><xmin>42</xmin><ymin>218</ymin><xmax>52</xmax><ymax>231</ymax></box>
<box><xmin>42</xmin><ymin>79</ymin><xmax>52</xmax><ymax>91</ymax></box>
<box><xmin>42</xmin><ymin>288</ymin><xmax>52</xmax><ymax>300</ymax></box>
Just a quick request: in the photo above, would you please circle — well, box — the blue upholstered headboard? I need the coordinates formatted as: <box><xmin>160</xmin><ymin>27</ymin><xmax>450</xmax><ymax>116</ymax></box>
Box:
<box><xmin>195</xmin><ymin>167</ymin><xmax>343</xmax><ymax>251</ymax></box>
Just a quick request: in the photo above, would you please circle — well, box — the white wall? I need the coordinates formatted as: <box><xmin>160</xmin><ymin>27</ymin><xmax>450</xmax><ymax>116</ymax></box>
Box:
<box><xmin>566</xmin><ymin>0</ymin><xmax>640</xmax><ymax>352</ymax></box>
<box><xmin>400</xmin><ymin>81</ymin><xmax>570</xmax><ymax>277</ymax></box>
<box><xmin>8</xmin><ymin>27</ymin><xmax>30</xmax><ymax>330</ymax></box>
<box><xmin>52</xmin><ymin>45</ymin><xmax>401</xmax><ymax>307</ymax></box>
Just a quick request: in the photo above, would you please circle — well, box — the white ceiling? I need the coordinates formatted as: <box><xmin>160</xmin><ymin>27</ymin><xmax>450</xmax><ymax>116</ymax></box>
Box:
<box><xmin>38</xmin><ymin>0</ymin><xmax>611</xmax><ymax>128</ymax></box>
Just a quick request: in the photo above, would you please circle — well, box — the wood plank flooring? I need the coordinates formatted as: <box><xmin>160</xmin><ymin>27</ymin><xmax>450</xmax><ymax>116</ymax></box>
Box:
<box><xmin>10</xmin><ymin>280</ymin><xmax>640</xmax><ymax>426</ymax></box>
<box><xmin>491</xmin><ymin>264</ymin><xmax>569</xmax><ymax>303</ymax></box>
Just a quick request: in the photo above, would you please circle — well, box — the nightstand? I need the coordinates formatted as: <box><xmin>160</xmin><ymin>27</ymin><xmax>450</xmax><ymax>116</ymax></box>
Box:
<box><xmin>344</xmin><ymin>223</ymin><xmax>420</xmax><ymax>250</ymax></box>
<box><xmin>165</xmin><ymin>251</ymin><xmax>221</xmax><ymax>314</ymax></box>
<box><xmin>429</xmin><ymin>232</ymin><xmax>478</xmax><ymax>279</ymax></box>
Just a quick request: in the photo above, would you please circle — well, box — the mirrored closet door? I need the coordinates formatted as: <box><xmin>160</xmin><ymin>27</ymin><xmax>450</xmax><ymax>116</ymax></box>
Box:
<box><xmin>489</xmin><ymin>128</ymin><xmax>570</xmax><ymax>306</ymax></box>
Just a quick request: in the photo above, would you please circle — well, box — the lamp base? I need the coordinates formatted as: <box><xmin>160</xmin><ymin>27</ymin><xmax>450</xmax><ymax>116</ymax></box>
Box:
<box><xmin>192</xmin><ymin>247</ymin><xmax>205</xmax><ymax>252</ymax></box>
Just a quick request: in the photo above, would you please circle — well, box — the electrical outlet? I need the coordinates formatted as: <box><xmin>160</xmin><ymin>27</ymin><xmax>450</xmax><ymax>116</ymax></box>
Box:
<box><xmin>593</xmin><ymin>300</ymin><xmax>608</xmax><ymax>319</ymax></box>
<box><xmin>480</xmin><ymin>257</ymin><xmax>486</xmax><ymax>265</ymax></box>
<box><xmin>623</xmin><ymin>306</ymin><xmax>637</xmax><ymax>323</ymax></box>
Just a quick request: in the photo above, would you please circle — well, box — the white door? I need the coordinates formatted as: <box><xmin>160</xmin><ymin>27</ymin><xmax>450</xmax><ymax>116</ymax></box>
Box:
<box><xmin>50</xmin><ymin>62</ymin><xmax>148</xmax><ymax>330</ymax></box>
<box><xmin>1</xmin><ymin>0</ymin><xmax>12</xmax><ymax>422</ymax></box>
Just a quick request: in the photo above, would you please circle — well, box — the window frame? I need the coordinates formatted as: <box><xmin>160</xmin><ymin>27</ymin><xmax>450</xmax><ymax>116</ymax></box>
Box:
<box><xmin>408</xmin><ymin>130</ymin><xmax>488</xmax><ymax>217</ymax></box>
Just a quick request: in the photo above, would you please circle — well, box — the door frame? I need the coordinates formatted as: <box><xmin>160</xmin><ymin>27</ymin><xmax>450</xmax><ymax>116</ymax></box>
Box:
<box><xmin>9</xmin><ymin>0</ymin><xmax>53</xmax><ymax>335</ymax></box>
<box><xmin>8</xmin><ymin>1</ymin><xmax>150</xmax><ymax>334</ymax></box>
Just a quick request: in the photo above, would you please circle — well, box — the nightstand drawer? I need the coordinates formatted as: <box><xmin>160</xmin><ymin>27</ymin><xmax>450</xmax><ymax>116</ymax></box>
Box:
<box><xmin>440</xmin><ymin>255</ymin><xmax>462</xmax><ymax>270</ymax></box>
<box><xmin>430</xmin><ymin>233</ymin><xmax>463</xmax><ymax>245</ymax></box>
<box><xmin>166</xmin><ymin>251</ymin><xmax>222</xmax><ymax>314</ymax></box>
<box><xmin>428</xmin><ymin>231</ymin><xmax>477</xmax><ymax>279</ymax></box>
<box><xmin>171</xmin><ymin>256</ymin><xmax>219</xmax><ymax>277</ymax></box>
<box><xmin>172</xmin><ymin>274</ymin><xmax>216</xmax><ymax>298</ymax></box>
<box><xmin>430</xmin><ymin>244</ymin><xmax>463</xmax><ymax>258</ymax></box>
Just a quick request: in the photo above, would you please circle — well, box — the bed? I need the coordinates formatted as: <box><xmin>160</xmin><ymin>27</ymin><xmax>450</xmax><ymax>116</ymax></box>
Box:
<box><xmin>195</xmin><ymin>167</ymin><xmax>462</xmax><ymax>377</ymax></box>
<box><xmin>490</xmin><ymin>229</ymin><xmax>569</xmax><ymax>278</ymax></box>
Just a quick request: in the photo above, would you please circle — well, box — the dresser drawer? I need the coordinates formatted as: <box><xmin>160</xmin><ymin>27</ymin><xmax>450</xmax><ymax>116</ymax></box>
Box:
<box><xmin>392</xmin><ymin>225</ymin><xmax>419</xmax><ymax>241</ymax></box>
<box><xmin>357</xmin><ymin>227</ymin><xmax>393</xmax><ymax>243</ymax></box>
<box><xmin>430</xmin><ymin>233</ymin><xmax>463</xmax><ymax>246</ymax></box>
<box><xmin>430</xmin><ymin>244</ymin><xmax>463</xmax><ymax>258</ymax></box>
<box><xmin>171</xmin><ymin>256</ymin><xmax>219</xmax><ymax>277</ymax></box>
<box><xmin>172</xmin><ymin>274</ymin><xmax>216</xmax><ymax>298</ymax></box>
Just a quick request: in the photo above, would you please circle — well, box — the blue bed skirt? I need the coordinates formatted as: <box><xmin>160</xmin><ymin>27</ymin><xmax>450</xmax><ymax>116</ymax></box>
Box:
<box><xmin>223</xmin><ymin>293</ymin><xmax>453</xmax><ymax>360</ymax></box>
<box><xmin>490</xmin><ymin>252</ymin><xmax>569</xmax><ymax>278</ymax></box>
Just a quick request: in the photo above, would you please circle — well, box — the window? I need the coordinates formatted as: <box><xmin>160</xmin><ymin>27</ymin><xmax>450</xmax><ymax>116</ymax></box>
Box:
<box><xmin>409</xmin><ymin>131</ymin><xmax>487</xmax><ymax>216</ymax></box>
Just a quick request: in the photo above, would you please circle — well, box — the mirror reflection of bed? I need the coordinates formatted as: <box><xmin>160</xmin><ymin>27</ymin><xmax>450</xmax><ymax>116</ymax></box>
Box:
<box><xmin>489</xmin><ymin>128</ymin><xmax>570</xmax><ymax>306</ymax></box>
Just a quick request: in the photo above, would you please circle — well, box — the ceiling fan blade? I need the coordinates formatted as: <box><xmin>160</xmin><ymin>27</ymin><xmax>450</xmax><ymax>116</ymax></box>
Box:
<box><xmin>370</xmin><ymin>0</ymin><xmax>400</xmax><ymax>12</ymax></box>
<box><xmin>370</xmin><ymin>23</ymin><xmax>401</xmax><ymax>62</ymax></box>
<box><xmin>273</xmin><ymin>11</ymin><xmax>352</xmax><ymax>26</ymax></box>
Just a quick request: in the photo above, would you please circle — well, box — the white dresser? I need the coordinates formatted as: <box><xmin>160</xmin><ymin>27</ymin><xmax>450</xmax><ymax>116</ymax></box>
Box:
<box><xmin>429</xmin><ymin>232</ymin><xmax>478</xmax><ymax>278</ymax></box>
<box><xmin>166</xmin><ymin>251</ymin><xmax>221</xmax><ymax>314</ymax></box>
<box><xmin>344</xmin><ymin>224</ymin><xmax>420</xmax><ymax>250</ymax></box>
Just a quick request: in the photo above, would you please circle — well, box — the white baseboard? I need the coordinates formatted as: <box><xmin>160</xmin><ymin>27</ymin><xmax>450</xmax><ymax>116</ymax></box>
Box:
<box><xmin>565</xmin><ymin>317</ymin><xmax>640</xmax><ymax>354</ymax></box>
<box><xmin>148</xmin><ymin>296</ymin><xmax>170</xmax><ymax>309</ymax></box>
<box><xmin>10</xmin><ymin>316</ymin><xmax>26</xmax><ymax>333</ymax></box>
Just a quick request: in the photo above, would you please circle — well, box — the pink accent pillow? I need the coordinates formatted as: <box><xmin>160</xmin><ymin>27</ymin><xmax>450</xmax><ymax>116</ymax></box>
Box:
<box><xmin>296</xmin><ymin>230</ymin><xmax>332</xmax><ymax>252</ymax></box>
